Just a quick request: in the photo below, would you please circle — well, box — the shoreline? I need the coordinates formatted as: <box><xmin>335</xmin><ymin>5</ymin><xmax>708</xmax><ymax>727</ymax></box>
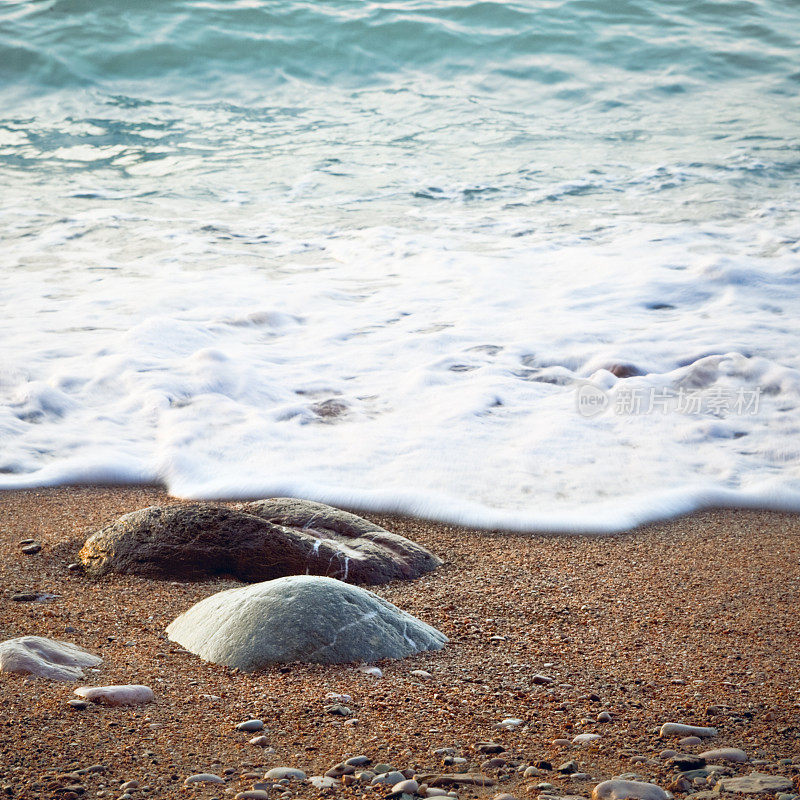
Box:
<box><xmin>1</xmin><ymin>485</ymin><xmax>799</xmax><ymax>798</ymax></box>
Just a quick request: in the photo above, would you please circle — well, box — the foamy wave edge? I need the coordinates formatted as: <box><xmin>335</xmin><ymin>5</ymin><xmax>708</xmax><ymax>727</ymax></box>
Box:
<box><xmin>2</xmin><ymin>462</ymin><xmax>799</xmax><ymax>534</ymax></box>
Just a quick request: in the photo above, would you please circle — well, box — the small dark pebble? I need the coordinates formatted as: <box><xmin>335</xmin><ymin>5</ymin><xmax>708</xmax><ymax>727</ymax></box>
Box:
<box><xmin>11</xmin><ymin>592</ymin><xmax>40</xmax><ymax>602</ymax></box>
<box><xmin>69</xmin><ymin>700</ymin><xmax>88</xmax><ymax>711</ymax></box>
<box><xmin>21</xmin><ymin>543</ymin><xmax>42</xmax><ymax>555</ymax></box>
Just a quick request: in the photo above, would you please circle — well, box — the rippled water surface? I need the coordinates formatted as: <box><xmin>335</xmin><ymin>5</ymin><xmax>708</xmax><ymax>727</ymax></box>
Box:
<box><xmin>1</xmin><ymin>0</ymin><xmax>799</xmax><ymax>529</ymax></box>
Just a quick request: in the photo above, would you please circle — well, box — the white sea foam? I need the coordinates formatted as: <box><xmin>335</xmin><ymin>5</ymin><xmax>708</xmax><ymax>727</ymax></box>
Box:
<box><xmin>2</xmin><ymin>218</ymin><xmax>799</xmax><ymax>531</ymax></box>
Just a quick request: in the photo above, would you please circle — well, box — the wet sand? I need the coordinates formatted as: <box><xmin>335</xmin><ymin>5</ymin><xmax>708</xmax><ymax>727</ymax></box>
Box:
<box><xmin>1</xmin><ymin>486</ymin><xmax>799</xmax><ymax>799</ymax></box>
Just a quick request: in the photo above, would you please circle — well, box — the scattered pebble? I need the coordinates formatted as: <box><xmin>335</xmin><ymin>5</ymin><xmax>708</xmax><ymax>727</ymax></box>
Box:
<box><xmin>184</xmin><ymin>773</ymin><xmax>225</xmax><ymax>785</ymax></box>
<box><xmin>717</xmin><ymin>773</ymin><xmax>793</xmax><ymax>794</ymax></box>
<box><xmin>700</xmin><ymin>748</ymin><xmax>748</xmax><ymax>763</ymax></box>
<box><xmin>591</xmin><ymin>779</ymin><xmax>667</xmax><ymax>800</ymax></box>
<box><xmin>573</xmin><ymin>734</ymin><xmax>601</xmax><ymax>745</ymax></box>
<box><xmin>264</xmin><ymin>768</ymin><xmax>306</xmax><ymax>781</ymax></box>
<box><xmin>74</xmin><ymin>685</ymin><xmax>154</xmax><ymax>706</ymax></box>
<box><xmin>659</xmin><ymin>723</ymin><xmax>717</xmax><ymax>739</ymax></box>
<box><xmin>236</xmin><ymin>719</ymin><xmax>265</xmax><ymax>732</ymax></box>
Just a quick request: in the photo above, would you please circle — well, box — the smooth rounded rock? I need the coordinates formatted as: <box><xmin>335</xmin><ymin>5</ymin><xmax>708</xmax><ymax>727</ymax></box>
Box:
<box><xmin>309</xmin><ymin>776</ymin><xmax>337</xmax><ymax>789</ymax></box>
<box><xmin>74</xmin><ymin>685</ymin><xmax>154</xmax><ymax>706</ymax></box>
<box><xmin>0</xmin><ymin>636</ymin><xmax>102</xmax><ymax>681</ymax></box>
<box><xmin>184</xmin><ymin>774</ymin><xmax>225</xmax><ymax>785</ymax></box>
<box><xmin>700</xmin><ymin>748</ymin><xmax>747</xmax><ymax>764</ymax></box>
<box><xmin>659</xmin><ymin>723</ymin><xmax>717</xmax><ymax>739</ymax></box>
<box><xmin>372</xmin><ymin>771</ymin><xmax>406</xmax><ymax>785</ymax></box>
<box><xmin>236</xmin><ymin>792</ymin><xmax>269</xmax><ymax>800</ymax></box>
<box><xmin>80</xmin><ymin>499</ymin><xmax>440</xmax><ymax>584</ymax></box>
<box><xmin>573</xmin><ymin>734</ymin><xmax>601</xmax><ymax>745</ymax></box>
<box><xmin>236</xmin><ymin>719</ymin><xmax>264</xmax><ymax>732</ymax></box>
<box><xmin>592</xmin><ymin>780</ymin><xmax>667</xmax><ymax>800</ymax></box>
<box><xmin>717</xmin><ymin>773</ymin><xmax>793</xmax><ymax>794</ymax></box>
<box><xmin>166</xmin><ymin>575</ymin><xmax>447</xmax><ymax>668</ymax></box>
<box><xmin>264</xmin><ymin>768</ymin><xmax>306</xmax><ymax>781</ymax></box>
<box><xmin>393</xmin><ymin>779</ymin><xmax>420</xmax><ymax>794</ymax></box>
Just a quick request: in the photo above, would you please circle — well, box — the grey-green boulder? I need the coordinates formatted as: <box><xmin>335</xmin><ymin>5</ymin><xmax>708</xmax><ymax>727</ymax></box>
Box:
<box><xmin>165</xmin><ymin>575</ymin><xmax>447</xmax><ymax>669</ymax></box>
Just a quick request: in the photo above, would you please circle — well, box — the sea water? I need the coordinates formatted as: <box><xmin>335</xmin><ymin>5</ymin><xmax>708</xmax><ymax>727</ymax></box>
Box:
<box><xmin>1</xmin><ymin>0</ymin><xmax>799</xmax><ymax>531</ymax></box>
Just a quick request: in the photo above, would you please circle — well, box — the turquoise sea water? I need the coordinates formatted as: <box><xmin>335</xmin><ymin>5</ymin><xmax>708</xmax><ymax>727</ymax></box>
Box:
<box><xmin>1</xmin><ymin>0</ymin><xmax>799</xmax><ymax>529</ymax></box>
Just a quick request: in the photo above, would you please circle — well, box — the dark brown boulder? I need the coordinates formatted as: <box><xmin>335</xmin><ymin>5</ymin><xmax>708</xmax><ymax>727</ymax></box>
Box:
<box><xmin>78</xmin><ymin>499</ymin><xmax>441</xmax><ymax>585</ymax></box>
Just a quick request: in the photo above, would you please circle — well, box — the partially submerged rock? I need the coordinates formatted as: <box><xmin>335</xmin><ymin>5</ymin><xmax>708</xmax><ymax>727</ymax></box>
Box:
<box><xmin>79</xmin><ymin>499</ymin><xmax>440</xmax><ymax>585</ymax></box>
<box><xmin>74</xmin><ymin>684</ymin><xmax>154</xmax><ymax>706</ymax></box>
<box><xmin>0</xmin><ymin>636</ymin><xmax>101</xmax><ymax>681</ymax></box>
<box><xmin>166</xmin><ymin>575</ymin><xmax>447</xmax><ymax>669</ymax></box>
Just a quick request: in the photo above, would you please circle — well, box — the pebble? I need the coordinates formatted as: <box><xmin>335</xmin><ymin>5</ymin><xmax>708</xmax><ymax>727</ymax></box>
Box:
<box><xmin>592</xmin><ymin>780</ymin><xmax>667</xmax><ymax>800</ymax></box>
<box><xmin>679</xmin><ymin>736</ymin><xmax>703</xmax><ymax>747</ymax></box>
<box><xmin>717</xmin><ymin>774</ymin><xmax>793</xmax><ymax>794</ymax></box>
<box><xmin>372</xmin><ymin>771</ymin><xmax>407</xmax><ymax>785</ymax></box>
<box><xmin>120</xmin><ymin>781</ymin><xmax>139</xmax><ymax>790</ymax></box>
<box><xmin>345</xmin><ymin>756</ymin><xmax>371</xmax><ymax>767</ymax></box>
<box><xmin>21</xmin><ymin>543</ymin><xmax>42</xmax><ymax>554</ymax></box>
<box><xmin>326</xmin><ymin>763</ymin><xmax>355</xmax><ymax>778</ymax></box>
<box><xmin>668</xmin><ymin>754</ymin><xmax>706</xmax><ymax>771</ymax></box>
<box><xmin>597</xmin><ymin>712</ymin><xmax>612</xmax><ymax>723</ymax></box>
<box><xmin>700</xmin><ymin>748</ymin><xmax>748</xmax><ymax>763</ymax></box>
<box><xmin>236</xmin><ymin>719</ymin><xmax>265</xmax><ymax>732</ymax></box>
<box><xmin>573</xmin><ymin>734</ymin><xmax>601</xmax><ymax>745</ymax></box>
<box><xmin>184</xmin><ymin>774</ymin><xmax>225</xmax><ymax>785</ymax></box>
<box><xmin>68</xmin><ymin>699</ymin><xmax>88</xmax><ymax>711</ymax></box>
<box><xmin>325</xmin><ymin>692</ymin><xmax>352</xmax><ymax>702</ymax></box>
<box><xmin>74</xmin><ymin>685</ymin><xmax>154</xmax><ymax>706</ymax></box>
<box><xmin>524</xmin><ymin>767</ymin><xmax>542</xmax><ymax>778</ymax></box>
<box><xmin>374</xmin><ymin>763</ymin><xmax>394</xmax><ymax>775</ymax></box>
<box><xmin>558</xmin><ymin>762</ymin><xmax>580</xmax><ymax>775</ymax></box>
<box><xmin>493</xmin><ymin>795</ymin><xmax>518</xmax><ymax>800</ymax></box>
<box><xmin>393</xmin><ymin>779</ymin><xmax>420</xmax><ymax>794</ymax></box>
<box><xmin>309</xmin><ymin>776</ymin><xmax>337</xmax><ymax>789</ymax></box>
<box><xmin>426</xmin><ymin>791</ymin><xmax>450</xmax><ymax>798</ymax></box>
<box><xmin>325</xmin><ymin>703</ymin><xmax>351</xmax><ymax>716</ymax></box>
<box><xmin>249</xmin><ymin>736</ymin><xmax>270</xmax><ymax>747</ymax></box>
<box><xmin>235</xmin><ymin>792</ymin><xmax>269</xmax><ymax>800</ymax></box>
<box><xmin>499</xmin><ymin>718</ymin><xmax>524</xmax><ymax>729</ymax></box>
<box><xmin>659</xmin><ymin>750</ymin><xmax>677</xmax><ymax>760</ymax></box>
<box><xmin>264</xmin><ymin>768</ymin><xmax>306</xmax><ymax>781</ymax></box>
<box><xmin>553</xmin><ymin>739</ymin><xmax>572</xmax><ymax>747</ymax></box>
<box><xmin>533</xmin><ymin>675</ymin><xmax>554</xmax><ymax>685</ymax></box>
<box><xmin>429</xmin><ymin>774</ymin><xmax>497</xmax><ymax>787</ymax></box>
<box><xmin>358</xmin><ymin>665</ymin><xmax>383</xmax><ymax>677</ymax></box>
<box><xmin>411</xmin><ymin>670</ymin><xmax>433</xmax><ymax>679</ymax></box>
<box><xmin>476</xmin><ymin>742</ymin><xmax>505</xmax><ymax>754</ymax></box>
<box><xmin>659</xmin><ymin>723</ymin><xmax>717</xmax><ymax>739</ymax></box>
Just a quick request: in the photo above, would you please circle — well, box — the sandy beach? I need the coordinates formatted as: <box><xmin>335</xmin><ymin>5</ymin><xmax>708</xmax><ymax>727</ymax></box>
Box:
<box><xmin>1</xmin><ymin>487</ymin><xmax>799</xmax><ymax>798</ymax></box>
